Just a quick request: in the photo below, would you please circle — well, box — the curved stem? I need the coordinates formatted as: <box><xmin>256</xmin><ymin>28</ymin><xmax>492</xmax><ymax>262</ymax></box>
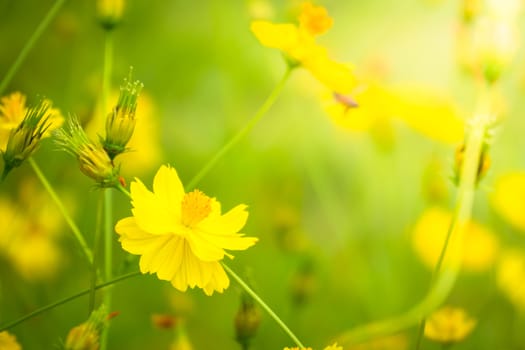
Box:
<box><xmin>0</xmin><ymin>0</ymin><xmax>67</xmax><ymax>96</ymax></box>
<box><xmin>185</xmin><ymin>68</ymin><xmax>292</xmax><ymax>191</ymax></box>
<box><xmin>29</xmin><ymin>157</ymin><xmax>94</xmax><ymax>265</ymax></box>
<box><xmin>0</xmin><ymin>271</ymin><xmax>141</xmax><ymax>332</ymax></box>
<box><xmin>336</xmin><ymin>88</ymin><xmax>492</xmax><ymax>346</ymax></box>
<box><xmin>222</xmin><ymin>263</ymin><xmax>305</xmax><ymax>348</ymax></box>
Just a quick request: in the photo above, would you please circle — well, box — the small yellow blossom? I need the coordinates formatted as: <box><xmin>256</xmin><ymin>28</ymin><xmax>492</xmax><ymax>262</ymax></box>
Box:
<box><xmin>0</xmin><ymin>331</ymin><xmax>22</xmax><ymax>350</ymax></box>
<box><xmin>490</xmin><ymin>172</ymin><xmax>525</xmax><ymax>232</ymax></box>
<box><xmin>115</xmin><ymin>165</ymin><xmax>258</xmax><ymax>295</ymax></box>
<box><xmin>412</xmin><ymin>206</ymin><xmax>499</xmax><ymax>272</ymax></box>
<box><xmin>497</xmin><ymin>249</ymin><xmax>525</xmax><ymax>310</ymax></box>
<box><xmin>323</xmin><ymin>343</ymin><xmax>343</xmax><ymax>350</ymax></box>
<box><xmin>96</xmin><ymin>0</ymin><xmax>125</xmax><ymax>30</ymax></box>
<box><xmin>424</xmin><ymin>306</ymin><xmax>477</xmax><ymax>344</ymax></box>
<box><xmin>251</xmin><ymin>2</ymin><xmax>356</xmax><ymax>94</ymax></box>
<box><xmin>65</xmin><ymin>305</ymin><xmax>107</xmax><ymax>350</ymax></box>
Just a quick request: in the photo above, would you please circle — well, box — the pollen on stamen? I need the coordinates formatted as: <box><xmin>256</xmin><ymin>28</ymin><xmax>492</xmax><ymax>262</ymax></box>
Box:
<box><xmin>181</xmin><ymin>189</ymin><xmax>212</xmax><ymax>227</ymax></box>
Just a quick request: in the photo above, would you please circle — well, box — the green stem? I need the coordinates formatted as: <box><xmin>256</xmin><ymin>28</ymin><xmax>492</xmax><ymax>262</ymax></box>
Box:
<box><xmin>89</xmin><ymin>192</ymin><xmax>105</xmax><ymax>314</ymax></box>
<box><xmin>222</xmin><ymin>263</ymin><xmax>305</xmax><ymax>348</ymax></box>
<box><xmin>185</xmin><ymin>68</ymin><xmax>292</xmax><ymax>191</ymax></box>
<box><xmin>100</xmin><ymin>29</ymin><xmax>114</xmax><ymax>350</ymax></box>
<box><xmin>0</xmin><ymin>271</ymin><xmax>141</xmax><ymax>332</ymax></box>
<box><xmin>336</xmin><ymin>92</ymin><xmax>491</xmax><ymax>346</ymax></box>
<box><xmin>29</xmin><ymin>157</ymin><xmax>93</xmax><ymax>265</ymax></box>
<box><xmin>0</xmin><ymin>0</ymin><xmax>67</xmax><ymax>96</ymax></box>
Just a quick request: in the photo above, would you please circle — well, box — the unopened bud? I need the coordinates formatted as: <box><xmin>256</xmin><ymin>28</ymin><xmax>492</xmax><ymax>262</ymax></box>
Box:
<box><xmin>2</xmin><ymin>99</ymin><xmax>51</xmax><ymax>179</ymax></box>
<box><xmin>102</xmin><ymin>70</ymin><xmax>143</xmax><ymax>160</ymax></box>
<box><xmin>96</xmin><ymin>0</ymin><xmax>125</xmax><ymax>30</ymax></box>
<box><xmin>55</xmin><ymin>115</ymin><xmax>119</xmax><ymax>187</ymax></box>
<box><xmin>65</xmin><ymin>306</ymin><xmax>108</xmax><ymax>350</ymax></box>
<box><xmin>234</xmin><ymin>294</ymin><xmax>261</xmax><ymax>348</ymax></box>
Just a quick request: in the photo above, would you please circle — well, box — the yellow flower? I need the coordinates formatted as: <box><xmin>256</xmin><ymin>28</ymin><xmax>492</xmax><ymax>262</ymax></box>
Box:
<box><xmin>323</xmin><ymin>343</ymin><xmax>343</xmax><ymax>350</ymax></box>
<box><xmin>65</xmin><ymin>305</ymin><xmax>107</xmax><ymax>350</ymax></box>
<box><xmin>424</xmin><ymin>306</ymin><xmax>477</xmax><ymax>344</ymax></box>
<box><xmin>0</xmin><ymin>331</ymin><xmax>22</xmax><ymax>350</ymax></box>
<box><xmin>0</xmin><ymin>92</ymin><xmax>63</xmax><ymax>150</ymax></box>
<box><xmin>96</xmin><ymin>0</ymin><xmax>125</xmax><ymax>30</ymax></box>
<box><xmin>115</xmin><ymin>165</ymin><xmax>258</xmax><ymax>295</ymax></box>
<box><xmin>412</xmin><ymin>206</ymin><xmax>499</xmax><ymax>272</ymax></box>
<box><xmin>497</xmin><ymin>249</ymin><xmax>525</xmax><ymax>310</ymax></box>
<box><xmin>251</xmin><ymin>2</ymin><xmax>356</xmax><ymax>94</ymax></box>
<box><xmin>490</xmin><ymin>172</ymin><xmax>525</xmax><ymax>232</ymax></box>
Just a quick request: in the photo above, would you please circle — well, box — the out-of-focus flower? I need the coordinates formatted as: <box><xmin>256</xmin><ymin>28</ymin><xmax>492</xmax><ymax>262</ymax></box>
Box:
<box><xmin>412</xmin><ymin>206</ymin><xmax>499</xmax><ymax>272</ymax></box>
<box><xmin>424</xmin><ymin>306</ymin><xmax>476</xmax><ymax>344</ymax></box>
<box><xmin>323</xmin><ymin>344</ymin><xmax>343</xmax><ymax>350</ymax></box>
<box><xmin>346</xmin><ymin>333</ymin><xmax>408</xmax><ymax>350</ymax></box>
<box><xmin>0</xmin><ymin>331</ymin><xmax>22</xmax><ymax>350</ymax></box>
<box><xmin>251</xmin><ymin>2</ymin><xmax>356</xmax><ymax>95</ymax></box>
<box><xmin>497</xmin><ymin>249</ymin><xmax>525</xmax><ymax>310</ymax></box>
<box><xmin>96</xmin><ymin>0</ymin><xmax>125</xmax><ymax>30</ymax></box>
<box><xmin>115</xmin><ymin>165</ymin><xmax>258</xmax><ymax>295</ymax></box>
<box><xmin>0</xmin><ymin>184</ymin><xmax>64</xmax><ymax>281</ymax></box>
<box><xmin>65</xmin><ymin>305</ymin><xmax>108</xmax><ymax>350</ymax></box>
<box><xmin>170</xmin><ymin>325</ymin><xmax>193</xmax><ymax>350</ymax></box>
<box><xmin>101</xmin><ymin>72</ymin><xmax>143</xmax><ymax>160</ymax></box>
<box><xmin>55</xmin><ymin>115</ymin><xmax>120</xmax><ymax>187</ymax></box>
<box><xmin>490</xmin><ymin>172</ymin><xmax>525</xmax><ymax>232</ymax></box>
<box><xmin>0</xmin><ymin>92</ymin><xmax>63</xmax><ymax>150</ymax></box>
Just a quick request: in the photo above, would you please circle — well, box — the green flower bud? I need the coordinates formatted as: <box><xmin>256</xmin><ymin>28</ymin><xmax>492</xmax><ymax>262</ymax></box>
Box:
<box><xmin>96</xmin><ymin>0</ymin><xmax>125</xmax><ymax>31</ymax></box>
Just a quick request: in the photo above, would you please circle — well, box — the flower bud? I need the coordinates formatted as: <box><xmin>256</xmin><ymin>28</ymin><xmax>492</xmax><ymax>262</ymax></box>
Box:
<box><xmin>102</xmin><ymin>71</ymin><xmax>143</xmax><ymax>160</ymax></box>
<box><xmin>55</xmin><ymin>115</ymin><xmax>119</xmax><ymax>187</ymax></box>
<box><xmin>2</xmin><ymin>99</ymin><xmax>51</xmax><ymax>179</ymax></box>
<box><xmin>234</xmin><ymin>294</ymin><xmax>261</xmax><ymax>348</ymax></box>
<box><xmin>96</xmin><ymin>0</ymin><xmax>125</xmax><ymax>31</ymax></box>
<box><xmin>65</xmin><ymin>305</ymin><xmax>108</xmax><ymax>350</ymax></box>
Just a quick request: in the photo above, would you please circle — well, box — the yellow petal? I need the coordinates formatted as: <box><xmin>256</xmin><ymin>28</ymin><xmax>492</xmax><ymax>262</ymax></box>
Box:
<box><xmin>303</xmin><ymin>50</ymin><xmax>356</xmax><ymax>94</ymax></box>
<box><xmin>152</xmin><ymin>164</ymin><xmax>185</xmax><ymax>218</ymax></box>
<box><xmin>491</xmin><ymin>172</ymin><xmax>525</xmax><ymax>232</ymax></box>
<box><xmin>251</xmin><ymin>21</ymin><xmax>301</xmax><ymax>52</ymax></box>
<box><xmin>130</xmin><ymin>177</ymin><xmax>177</xmax><ymax>234</ymax></box>
<box><xmin>202</xmin><ymin>262</ymin><xmax>229</xmax><ymax>296</ymax></box>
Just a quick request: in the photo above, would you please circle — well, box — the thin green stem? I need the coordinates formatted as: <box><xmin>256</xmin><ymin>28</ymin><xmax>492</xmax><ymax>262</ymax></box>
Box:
<box><xmin>0</xmin><ymin>0</ymin><xmax>67</xmax><ymax>96</ymax></box>
<box><xmin>100</xmin><ymin>29</ymin><xmax>114</xmax><ymax>350</ymax></box>
<box><xmin>0</xmin><ymin>271</ymin><xmax>140</xmax><ymax>332</ymax></box>
<box><xmin>89</xmin><ymin>192</ymin><xmax>105</xmax><ymax>314</ymax></box>
<box><xmin>29</xmin><ymin>157</ymin><xmax>93</xmax><ymax>265</ymax></box>
<box><xmin>185</xmin><ymin>68</ymin><xmax>292</xmax><ymax>191</ymax></box>
<box><xmin>115</xmin><ymin>182</ymin><xmax>131</xmax><ymax>198</ymax></box>
<box><xmin>222</xmin><ymin>263</ymin><xmax>305</xmax><ymax>348</ymax></box>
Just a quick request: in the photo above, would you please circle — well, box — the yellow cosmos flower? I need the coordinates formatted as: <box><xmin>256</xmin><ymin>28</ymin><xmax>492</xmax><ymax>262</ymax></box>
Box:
<box><xmin>0</xmin><ymin>92</ymin><xmax>63</xmax><ymax>150</ymax></box>
<box><xmin>0</xmin><ymin>331</ymin><xmax>22</xmax><ymax>350</ymax></box>
<box><xmin>251</xmin><ymin>2</ymin><xmax>356</xmax><ymax>94</ymax></box>
<box><xmin>424</xmin><ymin>306</ymin><xmax>476</xmax><ymax>344</ymax></box>
<box><xmin>412</xmin><ymin>206</ymin><xmax>499</xmax><ymax>272</ymax></box>
<box><xmin>497</xmin><ymin>249</ymin><xmax>525</xmax><ymax>310</ymax></box>
<box><xmin>115</xmin><ymin>165</ymin><xmax>258</xmax><ymax>295</ymax></box>
<box><xmin>323</xmin><ymin>343</ymin><xmax>343</xmax><ymax>350</ymax></box>
<box><xmin>491</xmin><ymin>172</ymin><xmax>525</xmax><ymax>232</ymax></box>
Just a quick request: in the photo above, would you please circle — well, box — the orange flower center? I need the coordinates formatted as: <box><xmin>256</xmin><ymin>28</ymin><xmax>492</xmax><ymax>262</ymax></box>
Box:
<box><xmin>181</xmin><ymin>190</ymin><xmax>212</xmax><ymax>227</ymax></box>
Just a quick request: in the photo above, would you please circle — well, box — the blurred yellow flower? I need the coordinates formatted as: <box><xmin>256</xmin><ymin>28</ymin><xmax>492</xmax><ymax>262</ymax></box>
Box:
<box><xmin>323</xmin><ymin>343</ymin><xmax>343</xmax><ymax>350</ymax></box>
<box><xmin>490</xmin><ymin>172</ymin><xmax>525</xmax><ymax>232</ymax></box>
<box><xmin>0</xmin><ymin>92</ymin><xmax>63</xmax><ymax>150</ymax></box>
<box><xmin>0</xmin><ymin>331</ymin><xmax>22</xmax><ymax>350</ymax></box>
<box><xmin>424</xmin><ymin>306</ymin><xmax>476</xmax><ymax>344</ymax></box>
<box><xmin>412</xmin><ymin>206</ymin><xmax>499</xmax><ymax>272</ymax></box>
<box><xmin>0</xmin><ymin>191</ymin><xmax>63</xmax><ymax>281</ymax></box>
<box><xmin>497</xmin><ymin>249</ymin><xmax>525</xmax><ymax>310</ymax></box>
<box><xmin>347</xmin><ymin>333</ymin><xmax>408</xmax><ymax>350</ymax></box>
<box><xmin>251</xmin><ymin>2</ymin><xmax>356</xmax><ymax>94</ymax></box>
<box><xmin>115</xmin><ymin>165</ymin><xmax>258</xmax><ymax>295</ymax></box>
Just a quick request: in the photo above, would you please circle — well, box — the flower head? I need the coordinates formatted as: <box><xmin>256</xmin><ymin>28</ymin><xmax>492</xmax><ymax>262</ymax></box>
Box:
<box><xmin>96</xmin><ymin>0</ymin><xmax>125</xmax><ymax>30</ymax></box>
<box><xmin>65</xmin><ymin>305</ymin><xmax>108</xmax><ymax>350</ymax></box>
<box><xmin>424</xmin><ymin>306</ymin><xmax>476</xmax><ymax>344</ymax></box>
<box><xmin>497</xmin><ymin>249</ymin><xmax>525</xmax><ymax>310</ymax></box>
<box><xmin>0</xmin><ymin>331</ymin><xmax>22</xmax><ymax>350</ymax></box>
<box><xmin>115</xmin><ymin>165</ymin><xmax>258</xmax><ymax>295</ymax></box>
<box><xmin>490</xmin><ymin>172</ymin><xmax>525</xmax><ymax>232</ymax></box>
<box><xmin>55</xmin><ymin>115</ymin><xmax>119</xmax><ymax>187</ymax></box>
<box><xmin>251</xmin><ymin>2</ymin><xmax>356</xmax><ymax>94</ymax></box>
<box><xmin>102</xmin><ymin>70</ymin><xmax>143</xmax><ymax>160</ymax></box>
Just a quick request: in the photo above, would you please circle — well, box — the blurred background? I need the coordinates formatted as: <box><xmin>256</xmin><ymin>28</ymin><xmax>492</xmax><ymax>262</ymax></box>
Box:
<box><xmin>1</xmin><ymin>0</ymin><xmax>525</xmax><ymax>349</ymax></box>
